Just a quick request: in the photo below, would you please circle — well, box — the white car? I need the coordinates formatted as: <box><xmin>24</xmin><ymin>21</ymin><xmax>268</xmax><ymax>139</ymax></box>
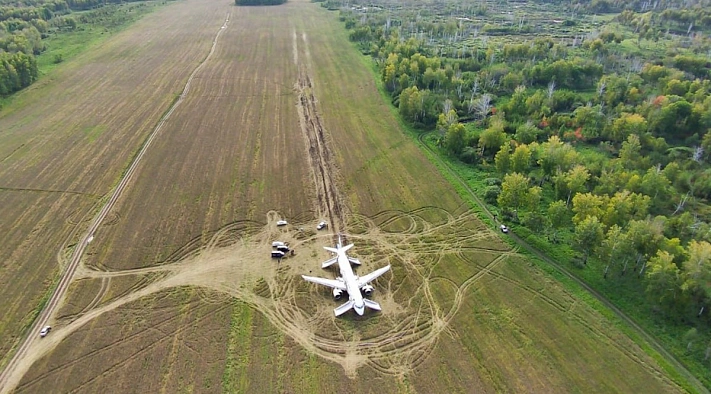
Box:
<box><xmin>500</xmin><ymin>224</ymin><xmax>509</xmax><ymax>233</ymax></box>
<box><xmin>316</xmin><ymin>221</ymin><xmax>328</xmax><ymax>230</ymax></box>
<box><xmin>276</xmin><ymin>220</ymin><xmax>288</xmax><ymax>226</ymax></box>
<box><xmin>39</xmin><ymin>325</ymin><xmax>51</xmax><ymax>337</ymax></box>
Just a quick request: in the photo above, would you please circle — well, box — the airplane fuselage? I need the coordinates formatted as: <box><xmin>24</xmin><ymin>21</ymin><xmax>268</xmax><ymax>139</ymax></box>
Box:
<box><xmin>335</xmin><ymin>249</ymin><xmax>366</xmax><ymax>315</ymax></box>
<box><xmin>302</xmin><ymin>239</ymin><xmax>390</xmax><ymax>316</ymax></box>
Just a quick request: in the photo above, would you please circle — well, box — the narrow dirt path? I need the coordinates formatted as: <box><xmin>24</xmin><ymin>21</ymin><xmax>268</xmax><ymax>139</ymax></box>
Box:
<box><xmin>0</xmin><ymin>14</ymin><xmax>232</xmax><ymax>394</ymax></box>
<box><xmin>417</xmin><ymin>131</ymin><xmax>708</xmax><ymax>394</ymax></box>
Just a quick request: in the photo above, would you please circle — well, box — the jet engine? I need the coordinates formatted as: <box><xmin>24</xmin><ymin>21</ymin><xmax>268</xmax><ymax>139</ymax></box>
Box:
<box><xmin>361</xmin><ymin>284</ymin><xmax>374</xmax><ymax>296</ymax></box>
<box><xmin>333</xmin><ymin>288</ymin><xmax>344</xmax><ymax>300</ymax></box>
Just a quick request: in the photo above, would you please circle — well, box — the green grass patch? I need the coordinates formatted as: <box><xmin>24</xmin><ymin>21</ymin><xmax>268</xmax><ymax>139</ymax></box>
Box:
<box><xmin>37</xmin><ymin>3</ymin><xmax>163</xmax><ymax>75</ymax></box>
<box><xmin>222</xmin><ymin>301</ymin><xmax>253</xmax><ymax>392</ymax></box>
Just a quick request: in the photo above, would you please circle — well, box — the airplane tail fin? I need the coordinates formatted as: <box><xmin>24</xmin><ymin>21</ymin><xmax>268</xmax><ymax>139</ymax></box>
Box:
<box><xmin>363</xmin><ymin>298</ymin><xmax>382</xmax><ymax>311</ymax></box>
<box><xmin>324</xmin><ymin>244</ymin><xmax>354</xmax><ymax>255</ymax></box>
<box><xmin>334</xmin><ymin>300</ymin><xmax>355</xmax><ymax>316</ymax></box>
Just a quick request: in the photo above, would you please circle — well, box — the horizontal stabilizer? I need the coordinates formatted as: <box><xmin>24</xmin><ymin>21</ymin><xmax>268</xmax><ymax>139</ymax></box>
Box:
<box><xmin>334</xmin><ymin>300</ymin><xmax>355</xmax><ymax>316</ymax></box>
<box><xmin>363</xmin><ymin>298</ymin><xmax>382</xmax><ymax>311</ymax></box>
<box><xmin>301</xmin><ymin>275</ymin><xmax>347</xmax><ymax>290</ymax></box>
<box><xmin>324</xmin><ymin>243</ymin><xmax>354</xmax><ymax>255</ymax></box>
<box><xmin>347</xmin><ymin>257</ymin><xmax>361</xmax><ymax>265</ymax></box>
<box><xmin>357</xmin><ymin>265</ymin><xmax>391</xmax><ymax>287</ymax></box>
<box><xmin>321</xmin><ymin>257</ymin><xmax>338</xmax><ymax>268</ymax></box>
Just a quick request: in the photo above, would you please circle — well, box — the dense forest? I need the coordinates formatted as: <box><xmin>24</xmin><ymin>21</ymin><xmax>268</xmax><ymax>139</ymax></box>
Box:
<box><xmin>319</xmin><ymin>0</ymin><xmax>711</xmax><ymax>387</ymax></box>
<box><xmin>0</xmin><ymin>0</ymin><xmax>158</xmax><ymax>97</ymax></box>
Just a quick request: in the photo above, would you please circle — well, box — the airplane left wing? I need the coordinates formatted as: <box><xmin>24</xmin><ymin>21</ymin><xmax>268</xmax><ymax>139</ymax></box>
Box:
<box><xmin>357</xmin><ymin>265</ymin><xmax>391</xmax><ymax>287</ymax></box>
<box><xmin>334</xmin><ymin>300</ymin><xmax>355</xmax><ymax>316</ymax></box>
<box><xmin>321</xmin><ymin>256</ymin><xmax>338</xmax><ymax>268</ymax></box>
<box><xmin>301</xmin><ymin>275</ymin><xmax>347</xmax><ymax>290</ymax></box>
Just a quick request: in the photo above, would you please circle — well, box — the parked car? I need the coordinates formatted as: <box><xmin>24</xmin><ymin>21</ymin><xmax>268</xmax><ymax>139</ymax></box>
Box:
<box><xmin>276</xmin><ymin>220</ymin><xmax>288</xmax><ymax>226</ymax></box>
<box><xmin>316</xmin><ymin>221</ymin><xmax>328</xmax><ymax>230</ymax></box>
<box><xmin>39</xmin><ymin>325</ymin><xmax>51</xmax><ymax>338</ymax></box>
<box><xmin>500</xmin><ymin>224</ymin><xmax>509</xmax><ymax>233</ymax></box>
<box><xmin>271</xmin><ymin>251</ymin><xmax>285</xmax><ymax>258</ymax></box>
<box><xmin>272</xmin><ymin>241</ymin><xmax>287</xmax><ymax>248</ymax></box>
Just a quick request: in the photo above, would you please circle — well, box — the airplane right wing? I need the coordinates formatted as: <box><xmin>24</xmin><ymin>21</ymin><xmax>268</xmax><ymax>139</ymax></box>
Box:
<box><xmin>357</xmin><ymin>265</ymin><xmax>391</xmax><ymax>287</ymax></box>
<box><xmin>301</xmin><ymin>275</ymin><xmax>347</xmax><ymax>290</ymax></box>
<box><xmin>363</xmin><ymin>298</ymin><xmax>382</xmax><ymax>311</ymax></box>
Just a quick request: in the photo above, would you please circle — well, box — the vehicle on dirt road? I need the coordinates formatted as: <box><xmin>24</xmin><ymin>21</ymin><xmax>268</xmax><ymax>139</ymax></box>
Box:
<box><xmin>500</xmin><ymin>224</ymin><xmax>509</xmax><ymax>233</ymax></box>
<box><xmin>316</xmin><ymin>221</ymin><xmax>328</xmax><ymax>230</ymax></box>
<box><xmin>276</xmin><ymin>220</ymin><xmax>288</xmax><ymax>226</ymax></box>
<box><xmin>39</xmin><ymin>325</ymin><xmax>51</xmax><ymax>338</ymax></box>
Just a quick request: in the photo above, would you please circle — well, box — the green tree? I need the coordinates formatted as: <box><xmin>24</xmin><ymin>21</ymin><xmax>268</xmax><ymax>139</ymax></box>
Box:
<box><xmin>571</xmin><ymin>192</ymin><xmax>606</xmax><ymax>225</ymax></box>
<box><xmin>602</xmin><ymin>190</ymin><xmax>650</xmax><ymax>228</ymax></box>
<box><xmin>608</xmin><ymin>113</ymin><xmax>648</xmax><ymax>142</ymax></box>
<box><xmin>538</xmin><ymin>135</ymin><xmax>579</xmax><ymax>178</ymax></box>
<box><xmin>682</xmin><ymin>240</ymin><xmax>711</xmax><ymax>317</ymax></box>
<box><xmin>619</xmin><ymin>134</ymin><xmax>642</xmax><ymax>170</ymax></box>
<box><xmin>510</xmin><ymin>144</ymin><xmax>532</xmax><ymax>174</ymax></box>
<box><xmin>436</xmin><ymin>109</ymin><xmax>458</xmax><ymax>135</ymax></box>
<box><xmin>523</xmin><ymin>212</ymin><xmax>547</xmax><ymax>234</ymax></box>
<box><xmin>574</xmin><ymin>215</ymin><xmax>604</xmax><ymax>265</ymax></box>
<box><xmin>494</xmin><ymin>143</ymin><xmax>511</xmax><ymax>174</ymax></box>
<box><xmin>547</xmin><ymin>200</ymin><xmax>570</xmax><ymax>242</ymax></box>
<box><xmin>572</xmin><ymin>104</ymin><xmax>605</xmax><ymax>139</ymax></box>
<box><xmin>514</xmin><ymin>121</ymin><xmax>539</xmax><ymax>144</ymax></box>
<box><xmin>479</xmin><ymin>121</ymin><xmax>507</xmax><ymax>156</ymax></box>
<box><xmin>398</xmin><ymin>86</ymin><xmax>423</xmax><ymax>122</ymax></box>
<box><xmin>641</xmin><ymin>167</ymin><xmax>672</xmax><ymax>212</ymax></box>
<box><xmin>555</xmin><ymin>165</ymin><xmax>590</xmax><ymax>205</ymax></box>
<box><xmin>646</xmin><ymin>250</ymin><xmax>682</xmax><ymax>314</ymax></box>
<box><xmin>626</xmin><ymin>219</ymin><xmax>665</xmax><ymax>275</ymax></box>
<box><xmin>445</xmin><ymin>123</ymin><xmax>466</xmax><ymax>155</ymax></box>
<box><xmin>600</xmin><ymin>224</ymin><xmax>632</xmax><ymax>278</ymax></box>
<box><xmin>498</xmin><ymin>173</ymin><xmax>541</xmax><ymax>218</ymax></box>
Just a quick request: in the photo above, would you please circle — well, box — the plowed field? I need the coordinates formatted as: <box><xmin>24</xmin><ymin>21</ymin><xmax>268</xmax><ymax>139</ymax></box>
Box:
<box><xmin>0</xmin><ymin>0</ymin><xmax>689</xmax><ymax>392</ymax></box>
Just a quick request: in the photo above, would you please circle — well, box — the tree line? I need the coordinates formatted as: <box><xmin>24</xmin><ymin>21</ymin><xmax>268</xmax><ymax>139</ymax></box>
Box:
<box><xmin>0</xmin><ymin>0</ymin><xmax>161</xmax><ymax>98</ymax></box>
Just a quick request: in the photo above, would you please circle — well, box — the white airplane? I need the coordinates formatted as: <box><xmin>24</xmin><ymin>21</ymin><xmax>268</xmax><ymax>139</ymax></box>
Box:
<box><xmin>302</xmin><ymin>237</ymin><xmax>391</xmax><ymax>316</ymax></box>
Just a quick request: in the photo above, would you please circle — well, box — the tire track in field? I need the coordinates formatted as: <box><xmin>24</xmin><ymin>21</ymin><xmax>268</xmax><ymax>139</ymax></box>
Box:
<box><xmin>294</xmin><ymin>31</ymin><xmax>349</xmax><ymax>240</ymax></box>
<box><xmin>0</xmin><ymin>13</ymin><xmax>232</xmax><ymax>394</ymax></box>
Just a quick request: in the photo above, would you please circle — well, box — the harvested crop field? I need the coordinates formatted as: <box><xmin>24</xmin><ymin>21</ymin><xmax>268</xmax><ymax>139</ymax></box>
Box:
<box><xmin>0</xmin><ymin>0</ymin><xmax>688</xmax><ymax>392</ymax></box>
